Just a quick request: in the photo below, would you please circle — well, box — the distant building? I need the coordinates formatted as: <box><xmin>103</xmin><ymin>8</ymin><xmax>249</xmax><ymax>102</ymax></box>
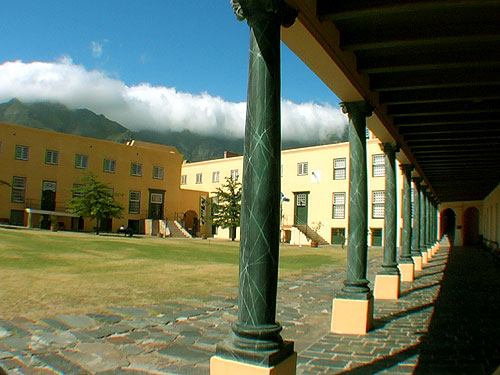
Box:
<box><xmin>181</xmin><ymin>132</ymin><xmax>404</xmax><ymax>246</ymax></box>
<box><xmin>0</xmin><ymin>122</ymin><xmax>208</xmax><ymax>236</ymax></box>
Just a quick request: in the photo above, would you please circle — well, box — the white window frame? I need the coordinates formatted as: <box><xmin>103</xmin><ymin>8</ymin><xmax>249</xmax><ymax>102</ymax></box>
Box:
<box><xmin>373</xmin><ymin>154</ymin><xmax>385</xmax><ymax>177</ymax></box>
<box><xmin>129</xmin><ymin>191</ymin><xmax>141</xmax><ymax>214</ymax></box>
<box><xmin>72</xmin><ymin>183</ymin><xmax>85</xmax><ymax>198</ymax></box>
<box><xmin>103</xmin><ymin>158</ymin><xmax>116</xmax><ymax>173</ymax></box>
<box><xmin>230</xmin><ymin>169</ymin><xmax>239</xmax><ymax>181</ymax></box>
<box><xmin>11</xmin><ymin>176</ymin><xmax>26</xmax><ymax>203</ymax></box>
<box><xmin>45</xmin><ymin>150</ymin><xmax>59</xmax><ymax>165</ymax></box>
<box><xmin>131</xmin><ymin>162</ymin><xmax>143</xmax><ymax>177</ymax></box>
<box><xmin>372</xmin><ymin>190</ymin><xmax>385</xmax><ymax>218</ymax></box>
<box><xmin>333</xmin><ymin>158</ymin><xmax>346</xmax><ymax>180</ymax></box>
<box><xmin>181</xmin><ymin>175</ymin><xmax>187</xmax><ymax>185</ymax></box>
<box><xmin>150</xmin><ymin>192</ymin><xmax>163</xmax><ymax>204</ymax></box>
<box><xmin>153</xmin><ymin>166</ymin><xmax>164</xmax><ymax>180</ymax></box>
<box><xmin>297</xmin><ymin>162</ymin><xmax>308</xmax><ymax>176</ymax></box>
<box><xmin>196</xmin><ymin>173</ymin><xmax>203</xmax><ymax>184</ymax></box>
<box><xmin>296</xmin><ymin>193</ymin><xmax>307</xmax><ymax>207</ymax></box>
<box><xmin>15</xmin><ymin>145</ymin><xmax>29</xmax><ymax>161</ymax></box>
<box><xmin>333</xmin><ymin>192</ymin><xmax>346</xmax><ymax>219</ymax></box>
<box><xmin>212</xmin><ymin>171</ymin><xmax>220</xmax><ymax>183</ymax></box>
<box><xmin>75</xmin><ymin>154</ymin><xmax>88</xmax><ymax>169</ymax></box>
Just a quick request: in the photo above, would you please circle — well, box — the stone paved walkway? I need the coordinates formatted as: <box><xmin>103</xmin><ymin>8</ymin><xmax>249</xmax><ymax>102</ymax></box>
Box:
<box><xmin>1</xmin><ymin>240</ymin><xmax>499</xmax><ymax>374</ymax></box>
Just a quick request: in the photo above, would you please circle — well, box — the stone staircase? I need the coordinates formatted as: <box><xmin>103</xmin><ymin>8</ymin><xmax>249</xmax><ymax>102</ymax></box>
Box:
<box><xmin>295</xmin><ymin>224</ymin><xmax>329</xmax><ymax>245</ymax></box>
<box><xmin>166</xmin><ymin>220</ymin><xmax>192</xmax><ymax>238</ymax></box>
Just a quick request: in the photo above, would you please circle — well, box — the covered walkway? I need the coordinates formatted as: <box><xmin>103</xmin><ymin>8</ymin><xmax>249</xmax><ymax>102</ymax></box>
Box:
<box><xmin>299</xmin><ymin>241</ymin><xmax>500</xmax><ymax>374</ymax></box>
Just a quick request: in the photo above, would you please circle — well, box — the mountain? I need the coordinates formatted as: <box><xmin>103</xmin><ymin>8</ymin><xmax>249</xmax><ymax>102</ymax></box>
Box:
<box><xmin>0</xmin><ymin>99</ymin><xmax>347</xmax><ymax>161</ymax></box>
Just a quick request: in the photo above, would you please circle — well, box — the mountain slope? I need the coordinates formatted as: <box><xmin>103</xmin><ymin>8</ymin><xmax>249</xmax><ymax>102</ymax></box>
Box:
<box><xmin>0</xmin><ymin>99</ymin><xmax>347</xmax><ymax>161</ymax></box>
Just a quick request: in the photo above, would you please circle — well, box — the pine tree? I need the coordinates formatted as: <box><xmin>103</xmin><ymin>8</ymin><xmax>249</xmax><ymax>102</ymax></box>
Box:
<box><xmin>211</xmin><ymin>176</ymin><xmax>242</xmax><ymax>241</ymax></box>
<box><xmin>67</xmin><ymin>171</ymin><xmax>123</xmax><ymax>234</ymax></box>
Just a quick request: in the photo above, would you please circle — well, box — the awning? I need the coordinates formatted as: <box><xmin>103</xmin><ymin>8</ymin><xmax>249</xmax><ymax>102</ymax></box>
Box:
<box><xmin>24</xmin><ymin>208</ymin><xmax>79</xmax><ymax>218</ymax></box>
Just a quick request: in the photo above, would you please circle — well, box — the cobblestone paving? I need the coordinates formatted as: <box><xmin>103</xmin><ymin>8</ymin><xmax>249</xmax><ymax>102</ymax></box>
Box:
<box><xmin>1</xmin><ymin>241</ymin><xmax>498</xmax><ymax>374</ymax></box>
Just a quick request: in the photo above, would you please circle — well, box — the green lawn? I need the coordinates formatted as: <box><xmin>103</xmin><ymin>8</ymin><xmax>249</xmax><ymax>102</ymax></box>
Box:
<box><xmin>0</xmin><ymin>227</ymin><xmax>355</xmax><ymax>319</ymax></box>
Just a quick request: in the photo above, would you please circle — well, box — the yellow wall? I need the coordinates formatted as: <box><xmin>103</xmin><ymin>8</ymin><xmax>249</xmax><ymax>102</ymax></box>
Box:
<box><xmin>481</xmin><ymin>182</ymin><xmax>500</xmax><ymax>245</ymax></box>
<box><xmin>0</xmin><ymin>122</ymin><xmax>207</xmax><ymax>234</ymax></box>
<box><xmin>181</xmin><ymin>136</ymin><xmax>405</xmax><ymax>246</ymax></box>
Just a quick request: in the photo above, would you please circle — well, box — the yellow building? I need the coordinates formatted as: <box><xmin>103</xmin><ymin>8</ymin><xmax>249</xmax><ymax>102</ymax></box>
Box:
<box><xmin>181</xmin><ymin>133</ymin><xmax>404</xmax><ymax>246</ymax></box>
<box><xmin>0</xmin><ymin>122</ymin><xmax>208</xmax><ymax>236</ymax></box>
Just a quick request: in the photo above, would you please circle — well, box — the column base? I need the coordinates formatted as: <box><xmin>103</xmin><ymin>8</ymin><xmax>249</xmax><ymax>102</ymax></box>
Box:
<box><xmin>427</xmin><ymin>248</ymin><xmax>433</xmax><ymax>259</ymax></box>
<box><xmin>398</xmin><ymin>262</ymin><xmax>415</xmax><ymax>282</ymax></box>
<box><xmin>331</xmin><ymin>296</ymin><xmax>374</xmax><ymax>335</ymax></box>
<box><xmin>374</xmin><ymin>274</ymin><xmax>400</xmax><ymax>300</ymax></box>
<box><xmin>422</xmin><ymin>252</ymin><xmax>428</xmax><ymax>264</ymax></box>
<box><xmin>210</xmin><ymin>352</ymin><xmax>297</xmax><ymax>375</ymax></box>
<box><xmin>412</xmin><ymin>255</ymin><xmax>423</xmax><ymax>272</ymax></box>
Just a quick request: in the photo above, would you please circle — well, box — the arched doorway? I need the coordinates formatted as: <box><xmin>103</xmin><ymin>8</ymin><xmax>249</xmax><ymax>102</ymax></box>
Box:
<box><xmin>440</xmin><ymin>208</ymin><xmax>456</xmax><ymax>245</ymax></box>
<box><xmin>184</xmin><ymin>210</ymin><xmax>198</xmax><ymax>236</ymax></box>
<box><xmin>463</xmin><ymin>207</ymin><xmax>480</xmax><ymax>245</ymax></box>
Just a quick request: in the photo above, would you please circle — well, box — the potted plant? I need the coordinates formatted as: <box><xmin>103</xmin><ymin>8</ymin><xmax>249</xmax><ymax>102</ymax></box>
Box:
<box><xmin>310</xmin><ymin>221</ymin><xmax>322</xmax><ymax>247</ymax></box>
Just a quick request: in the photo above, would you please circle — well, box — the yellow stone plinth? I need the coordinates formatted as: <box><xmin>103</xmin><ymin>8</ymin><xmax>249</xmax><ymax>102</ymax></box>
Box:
<box><xmin>398</xmin><ymin>263</ymin><xmax>415</xmax><ymax>282</ymax></box>
<box><xmin>413</xmin><ymin>256</ymin><xmax>423</xmax><ymax>272</ymax></box>
<box><xmin>427</xmin><ymin>248</ymin><xmax>433</xmax><ymax>259</ymax></box>
<box><xmin>210</xmin><ymin>353</ymin><xmax>297</xmax><ymax>375</ymax></box>
<box><xmin>331</xmin><ymin>297</ymin><xmax>374</xmax><ymax>335</ymax></box>
<box><xmin>374</xmin><ymin>274</ymin><xmax>400</xmax><ymax>300</ymax></box>
<box><xmin>422</xmin><ymin>252</ymin><xmax>428</xmax><ymax>265</ymax></box>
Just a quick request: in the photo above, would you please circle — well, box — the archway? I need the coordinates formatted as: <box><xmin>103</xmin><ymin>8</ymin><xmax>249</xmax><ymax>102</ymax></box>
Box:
<box><xmin>183</xmin><ymin>210</ymin><xmax>198</xmax><ymax>236</ymax></box>
<box><xmin>440</xmin><ymin>208</ymin><xmax>456</xmax><ymax>245</ymax></box>
<box><xmin>463</xmin><ymin>207</ymin><xmax>480</xmax><ymax>245</ymax></box>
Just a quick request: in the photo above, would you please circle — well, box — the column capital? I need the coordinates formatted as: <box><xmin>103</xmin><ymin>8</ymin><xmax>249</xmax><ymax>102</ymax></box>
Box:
<box><xmin>379</xmin><ymin>142</ymin><xmax>400</xmax><ymax>155</ymax></box>
<box><xmin>400</xmin><ymin>163</ymin><xmax>414</xmax><ymax>175</ymax></box>
<box><xmin>340</xmin><ymin>101</ymin><xmax>374</xmax><ymax>118</ymax></box>
<box><xmin>231</xmin><ymin>0</ymin><xmax>298</xmax><ymax>27</ymax></box>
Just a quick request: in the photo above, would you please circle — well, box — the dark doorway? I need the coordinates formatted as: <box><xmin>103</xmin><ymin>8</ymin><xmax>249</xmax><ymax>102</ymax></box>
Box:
<box><xmin>148</xmin><ymin>189</ymin><xmax>165</xmax><ymax>220</ymax></box>
<box><xmin>184</xmin><ymin>210</ymin><xmax>198</xmax><ymax>236</ymax></box>
<box><xmin>463</xmin><ymin>207</ymin><xmax>480</xmax><ymax>245</ymax></box>
<box><xmin>440</xmin><ymin>208</ymin><xmax>456</xmax><ymax>245</ymax></box>
<box><xmin>41</xmin><ymin>181</ymin><xmax>57</xmax><ymax>211</ymax></box>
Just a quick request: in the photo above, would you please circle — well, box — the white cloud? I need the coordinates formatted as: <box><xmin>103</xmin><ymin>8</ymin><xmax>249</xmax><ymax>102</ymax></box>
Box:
<box><xmin>90</xmin><ymin>41</ymin><xmax>103</xmax><ymax>58</ymax></box>
<box><xmin>0</xmin><ymin>60</ymin><xmax>347</xmax><ymax>141</ymax></box>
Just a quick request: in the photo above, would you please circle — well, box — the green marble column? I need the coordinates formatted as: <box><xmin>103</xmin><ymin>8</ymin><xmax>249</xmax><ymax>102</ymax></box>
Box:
<box><xmin>427</xmin><ymin>195</ymin><xmax>432</xmax><ymax>248</ymax></box>
<box><xmin>420</xmin><ymin>185</ymin><xmax>428</xmax><ymax>253</ymax></box>
<box><xmin>216</xmin><ymin>0</ymin><xmax>298</xmax><ymax>367</ymax></box>
<box><xmin>411</xmin><ymin>177</ymin><xmax>422</xmax><ymax>258</ymax></box>
<box><xmin>380</xmin><ymin>143</ymin><xmax>399</xmax><ymax>275</ymax></box>
<box><xmin>339</xmin><ymin>101</ymin><xmax>373</xmax><ymax>299</ymax></box>
<box><xmin>400</xmin><ymin>164</ymin><xmax>414</xmax><ymax>264</ymax></box>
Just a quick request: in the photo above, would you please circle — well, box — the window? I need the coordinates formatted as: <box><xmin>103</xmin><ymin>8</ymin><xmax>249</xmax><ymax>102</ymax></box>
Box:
<box><xmin>297</xmin><ymin>162</ymin><xmax>308</xmax><ymax>176</ymax></box>
<box><xmin>332</xmin><ymin>192</ymin><xmax>346</xmax><ymax>219</ymax></box>
<box><xmin>196</xmin><ymin>173</ymin><xmax>203</xmax><ymax>184</ymax></box>
<box><xmin>129</xmin><ymin>191</ymin><xmax>141</xmax><ymax>214</ymax></box>
<box><xmin>131</xmin><ymin>162</ymin><xmax>143</xmax><ymax>176</ymax></box>
<box><xmin>45</xmin><ymin>150</ymin><xmax>59</xmax><ymax>165</ymax></box>
<box><xmin>212</xmin><ymin>171</ymin><xmax>220</xmax><ymax>183</ymax></box>
<box><xmin>11</xmin><ymin>177</ymin><xmax>26</xmax><ymax>203</ymax></box>
<box><xmin>75</xmin><ymin>154</ymin><xmax>88</xmax><ymax>169</ymax></box>
<box><xmin>372</xmin><ymin>190</ymin><xmax>385</xmax><ymax>218</ymax></box>
<box><xmin>231</xmin><ymin>169</ymin><xmax>239</xmax><ymax>181</ymax></box>
<box><xmin>153</xmin><ymin>166</ymin><xmax>164</xmax><ymax>179</ymax></box>
<box><xmin>372</xmin><ymin>154</ymin><xmax>385</xmax><ymax>177</ymax></box>
<box><xmin>150</xmin><ymin>193</ymin><xmax>163</xmax><ymax>204</ymax></box>
<box><xmin>296</xmin><ymin>193</ymin><xmax>307</xmax><ymax>207</ymax></box>
<box><xmin>103</xmin><ymin>158</ymin><xmax>116</xmax><ymax>173</ymax></box>
<box><xmin>333</xmin><ymin>158</ymin><xmax>346</xmax><ymax>180</ymax></box>
<box><xmin>72</xmin><ymin>184</ymin><xmax>85</xmax><ymax>197</ymax></box>
<box><xmin>181</xmin><ymin>175</ymin><xmax>187</xmax><ymax>185</ymax></box>
<box><xmin>15</xmin><ymin>145</ymin><xmax>29</xmax><ymax>161</ymax></box>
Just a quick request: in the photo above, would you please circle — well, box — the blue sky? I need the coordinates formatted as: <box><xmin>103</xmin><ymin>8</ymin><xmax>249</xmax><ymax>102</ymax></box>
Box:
<box><xmin>0</xmin><ymin>1</ymin><xmax>345</xmax><ymax>140</ymax></box>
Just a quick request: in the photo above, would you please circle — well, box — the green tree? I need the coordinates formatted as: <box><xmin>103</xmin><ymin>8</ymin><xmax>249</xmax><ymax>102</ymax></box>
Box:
<box><xmin>211</xmin><ymin>176</ymin><xmax>242</xmax><ymax>241</ymax></box>
<box><xmin>67</xmin><ymin>171</ymin><xmax>123</xmax><ymax>234</ymax></box>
